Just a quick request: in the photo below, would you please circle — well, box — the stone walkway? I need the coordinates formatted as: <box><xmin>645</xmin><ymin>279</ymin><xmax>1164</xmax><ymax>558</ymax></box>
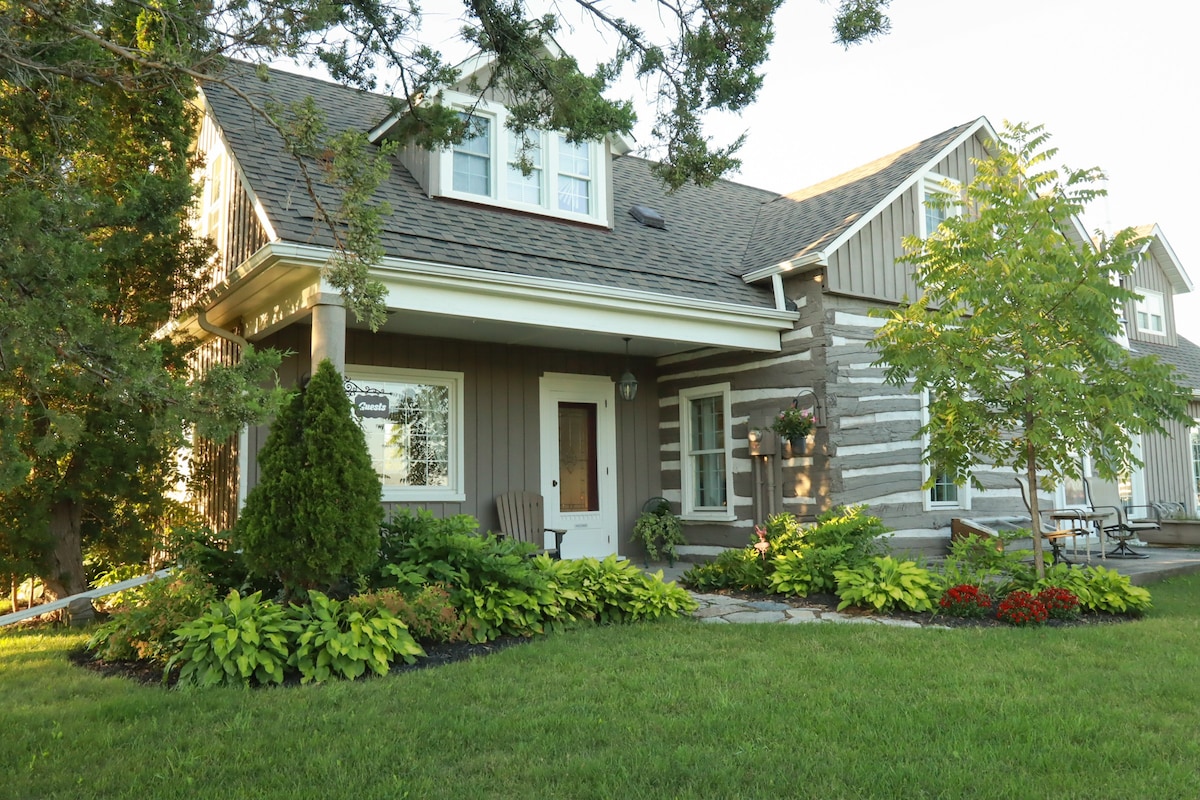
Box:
<box><xmin>689</xmin><ymin>592</ymin><xmax>943</xmax><ymax>628</ymax></box>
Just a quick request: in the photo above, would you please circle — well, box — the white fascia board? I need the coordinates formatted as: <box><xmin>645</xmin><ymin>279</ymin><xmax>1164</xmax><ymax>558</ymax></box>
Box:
<box><xmin>742</xmin><ymin>251</ymin><xmax>827</xmax><ymax>284</ymax></box>
<box><xmin>817</xmin><ymin>116</ymin><xmax>998</xmax><ymax>260</ymax></box>
<box><xmin>268</xmin><ymin>242</ymin><xmax>796</xmax><ymax>351</ymax></box>
<box><xmin>196</xmin><ymin>89</ymin><xmax>279</xmax><ymax>242</ymax></box>
<box><xmin>1139</xmin><ymin>224</ymin><xmax>1193</xmax><ymax>293</ymax></box>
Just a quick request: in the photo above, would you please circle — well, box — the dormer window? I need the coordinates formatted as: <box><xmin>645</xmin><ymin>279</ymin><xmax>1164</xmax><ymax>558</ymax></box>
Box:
<box><xmin>921</xmin><ymin>174</ymin><xmax>960</xmax><ymax>238</ymax></box>
<box><xmin>1135</xmin><ymin>289</ymin><xmax>1166</xmax><ymax>335</ymax></box>
<box><xmin>452</xmin><ymin>113</ymin><xmax>491</xmax><ymax>196</ymax></box>
<box><xmin>435</xmin><ymin>90</ymin><xmax>609</xmax><ymax>225</ymax></box>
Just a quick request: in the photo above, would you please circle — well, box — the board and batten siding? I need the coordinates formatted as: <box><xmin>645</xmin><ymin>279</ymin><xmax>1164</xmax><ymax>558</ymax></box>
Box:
<box><xmin>824</xmin><ymin>130</ymin><xmax>987</xmax><ymax>306</ymax></box>
<box><xmin>1125</xmin><ymin>252</ymin><xmax>1178</xmax><ymax>347</ymax></box>
<box><xmin>819</xmin><ymin>294</ymin><xmax>1025</xmax><ymax>537</ymax></box>
<box><xmin>245</xmin><ymin>325</ymin><xmax>660</xmax><ymax>552</ymax></box>
<box><xmin>656</xmin><ymin>279</ymin><xmax>826</xmax><ymax>548</ymax></box>
<box><xmin>1140</xmin><ymin>415</ymin><xmax>1195</xmax><ymax>511</ymax></box>
<box><xmin>186</xmin><ymin>335</ymin><xmax>243</xmax><ymax>533</ymax></box>
<box><xmin>178</xmin><ymin>113</ymin><xmax>270</xmax><ymax>315</ymax></box>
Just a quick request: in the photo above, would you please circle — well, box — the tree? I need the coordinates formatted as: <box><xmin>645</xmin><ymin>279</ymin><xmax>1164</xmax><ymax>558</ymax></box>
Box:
<box><xmin>236</xmin><ymin>360</ymin><xmax>383</xmax><ymax>597</ymax></box>
<box><xmin>5</xmin><ymin>0</ymin><xmax>895</xmax><ymax>328</ymax></box>
<box><xmin>1</xmin><ymin>0</ymin><xmax>894</xmax><ymax>597</ymax></box>
<box><xmin>0</xmin><ymin>5</ymin><xmax>282</xmax><ymax>599</ymax></box>
<box><xmin>870</xmin><ymin>122</ymin><xmax>1190</xmax><ymax>578</ymax></box>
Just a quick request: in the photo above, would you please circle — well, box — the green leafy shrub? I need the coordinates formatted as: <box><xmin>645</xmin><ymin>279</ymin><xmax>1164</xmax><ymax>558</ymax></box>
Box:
<box><xmin>87</xmin><ymin>572</ymin><xmax>216</xmax><ymax>665</ymax></box>
<box><xmin>168</xmin><ymin>525</ymin><xmax>281</xmax><ymax>596</ymax></box>
<box><xmin>941</xmin><ymin>532</ymin><xmax>1034</xmax><ymax>594</ymax></box>
<box><xmin>167</xmin><ymin>590</ymin><xmax>299</xmax><ymax>687</ymax></box>
<box><xmin>1036</xmin><ymin>564</ymin><xmax>1151</xmax><ymax>615</ymax></box>
<box><xmin>288</xmin><ymin>591</ymin><xmax>424</xmax><ymax>683</ymax></box>
<box><xmin>834</xmin><ymin>556</ymin><xmax>943</xmax><ymax>612</ymax></box>
<box><xmin>682</xmin><ymin>506</ymin><xmax>889</xmax><ymax>596</ymax></box>
<box><xmin>938</xmin><ymin>583</ymin><xmax>993</xmax><ymax>618</ymax></box>
<box><xmin>348</xmin><ymin>585</ymin><xmax>478</xmax><ymax>644</ymax></box>
<box><xmin>550</xmin><ymin>556</ymin><xmax>696</xmax><ymax>623</ymax></box>
<box><xmin>236</xmin><ymin>359</ymin><xmax>383</xmax><ymax>597</ymax></box>
<box><xmin>681</xmin><ymin>546</ymin><xmax>768</xmax><ymax>592</ymax></box>
<box><xmin>996</xmin><ymin>590</ymin><xmax>1048</xmax><ymax>626</ymax></box>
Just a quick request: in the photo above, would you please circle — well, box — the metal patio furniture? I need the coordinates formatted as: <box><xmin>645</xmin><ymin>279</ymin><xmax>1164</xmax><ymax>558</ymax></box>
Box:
<box><xmin>1082</xmin><ymin>477</ymin><xmax>1156</xmax><ymax>559</ymax></box>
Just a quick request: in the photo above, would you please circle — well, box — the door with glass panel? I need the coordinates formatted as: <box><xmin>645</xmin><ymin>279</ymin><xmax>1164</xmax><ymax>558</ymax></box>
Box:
<box><xmin>539</xmin><ymin>374</ymin><xmax>618</xmax><ymax>559</ymax></box>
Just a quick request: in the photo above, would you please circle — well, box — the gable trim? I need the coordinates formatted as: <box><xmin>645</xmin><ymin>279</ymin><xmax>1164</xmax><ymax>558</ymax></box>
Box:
<box><xmin>1137</xmin><ymin>224</ymin><xmax>1192</xmax><ymax>294</ymax></box>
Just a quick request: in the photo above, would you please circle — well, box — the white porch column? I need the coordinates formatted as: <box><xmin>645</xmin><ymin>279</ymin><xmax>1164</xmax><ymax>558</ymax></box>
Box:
<box><xmin>310</xmin><ymin>300</ymin><xmax>347</xmax><ymax>375</ymax></box>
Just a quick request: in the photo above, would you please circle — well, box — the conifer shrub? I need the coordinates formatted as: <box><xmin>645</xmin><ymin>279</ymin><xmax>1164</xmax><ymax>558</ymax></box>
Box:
<box><xmin>236</xmin><ymin>359</ymin><xmax>383</xmax><ymax>597</ymax></box>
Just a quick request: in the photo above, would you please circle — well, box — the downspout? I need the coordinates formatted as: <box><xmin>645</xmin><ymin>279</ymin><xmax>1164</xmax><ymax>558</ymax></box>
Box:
<box><xmin>197</xmin><ymin>308</ymin><xmax>249</xmax><ymax>351</ymax></box>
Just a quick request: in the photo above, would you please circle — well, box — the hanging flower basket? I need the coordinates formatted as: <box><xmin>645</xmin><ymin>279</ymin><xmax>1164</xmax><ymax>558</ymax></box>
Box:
<box><xmin>771</xmin><ymin>405</ymin><xmax>815</xmax><ymax>440</ymax></box>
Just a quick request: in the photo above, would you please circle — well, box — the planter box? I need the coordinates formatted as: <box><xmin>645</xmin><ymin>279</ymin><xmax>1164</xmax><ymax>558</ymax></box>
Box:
<box><xmin>1139</xmin><ymin>520</ymin><xmax>1200</xmax><ymax>546</ymax></box>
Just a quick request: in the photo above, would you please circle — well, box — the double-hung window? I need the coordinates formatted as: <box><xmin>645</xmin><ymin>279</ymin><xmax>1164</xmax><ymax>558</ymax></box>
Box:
<box><xmin>436</xmin><ymin>91</ymin><xmax>608</xmax><ymax>225</ymax></box>
<box><xmin>921</xmin><ymin>174</ymin><xmax>959</xmax><ymax>239</ymax></box>
<box><xmin>1135</xmin><ymin>289</ymin><xmax>1165</xmax><ymax>335</ymax></box>
<box><xmin>921</xmin><ymin>390</ymin><xmax>969</xmax><ymax>510</ymax></box>
<box><xmin>452</xmin><ymin>113</ymin><xmax>491</xmax><ymax>196</ymax></box>
<box><xmin>345</xmin><ymin>366</ymin><xmax>465</xmax><ymax>502</ymax></box>
<box><xmin>679</xmin><ymin>384</ymin><xmax>734</xmax><ymax>519</ymax></box>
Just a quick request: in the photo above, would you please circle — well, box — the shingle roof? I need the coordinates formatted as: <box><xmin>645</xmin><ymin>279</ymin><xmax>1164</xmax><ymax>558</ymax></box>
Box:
<box><xmin>201</xmin><ymin>64</ymin><xmax>779</xmax><ymax>308</ymax></box>
<box><xmin>739</xmin><ymin>121</ymin><xmax>980</xmax><ymax>271</ymax></box>
<box><xmin>1132</xmin><ymin>336</ymin><xmax>1200</xmax><ymax>391</ymax></box>
<box><xmin>201</xmin><ymin>64</ymin><xmax>979</xmax><ymax>309</ymax></box>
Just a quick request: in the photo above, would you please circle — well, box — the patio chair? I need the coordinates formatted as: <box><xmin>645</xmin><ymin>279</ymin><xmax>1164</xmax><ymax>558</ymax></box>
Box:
<box><xmin>1014</xmin><ymin>476</ymin><xmax>1090</xmax><ymax>564</ymax></box>
<box><xmin>1082</xmin><ymin>477</ymin><xmax>1155</xmax><ymax>559</ymax></box>
<box><xmin>495</xmin><ymin>491</ymin><xmax>567</xmax><ymax>559</ymax></box>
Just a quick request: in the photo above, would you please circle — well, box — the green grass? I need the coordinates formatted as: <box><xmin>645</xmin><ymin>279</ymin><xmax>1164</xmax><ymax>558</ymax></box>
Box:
<box><xmin>4</xmin><ymin>576</ymin><xmax>1200</xmax><ymax>800</ymax></box>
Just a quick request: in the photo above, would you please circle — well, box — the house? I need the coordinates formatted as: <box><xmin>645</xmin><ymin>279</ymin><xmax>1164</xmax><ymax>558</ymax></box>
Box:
<box><xmin>179</xmin><ymin>59</ymin><xmax>1198</xmax><ymax>560</ymax></box>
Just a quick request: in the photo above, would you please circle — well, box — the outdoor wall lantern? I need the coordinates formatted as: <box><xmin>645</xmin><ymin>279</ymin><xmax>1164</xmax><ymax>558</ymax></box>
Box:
<box><xmin>617</xmin><ymin>337</ymin><xmax>638</xmax><ymax>401</ymax></box>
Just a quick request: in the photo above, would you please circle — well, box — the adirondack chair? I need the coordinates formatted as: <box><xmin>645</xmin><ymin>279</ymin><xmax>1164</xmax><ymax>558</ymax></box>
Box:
<box><xmin>1082</xmin><ymin>477</ymin><xmax>1156</xmax><ymax>559</ymax></box>
<box><xmin>495</xmin><ymin>491</ymin><xmax>567</xmax><ymax>559</ymax></box>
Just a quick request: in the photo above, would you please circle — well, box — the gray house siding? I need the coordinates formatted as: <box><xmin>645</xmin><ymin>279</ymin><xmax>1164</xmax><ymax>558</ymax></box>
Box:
<box><xmin>824</xmin><ymin>131</ymin><xmax>987</xmax><ymax>306</ymax></box>
<box><xmin>246</xmin><ymin>325</ymin><xmax>661</xmax><ymax>550</ymax></box>
<box><xmin>187</xmin><ymin>335</ymin><xmax>243</xmax><ymax>533</ymax></box>
<box><xmin>654</xmin><ymin>279</ymin><xmax>827</xmax><ymax>549</ymax></box>
<box><xmin>1142</xmin><ymin>416</ymin><xmax>1194</xmax><ymax>510</ymax></box>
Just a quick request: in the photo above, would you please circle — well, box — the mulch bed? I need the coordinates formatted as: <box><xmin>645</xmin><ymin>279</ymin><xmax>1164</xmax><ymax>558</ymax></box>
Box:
<box><xmin>69</xmin><ymin>636</ymin><xmax>534</xmax><ymax>689</ymax></box>
<box><xmin>708</xmin><ymin>589</ymin><xmax>1138</xmax><ymax>629</ymax></box>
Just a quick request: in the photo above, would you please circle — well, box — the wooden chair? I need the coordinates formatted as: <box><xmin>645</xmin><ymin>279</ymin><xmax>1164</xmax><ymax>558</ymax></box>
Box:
<box><xmin>495</xmin><ymin>491</ymin><xmax>567</xmax><ymax>559</ymax></box>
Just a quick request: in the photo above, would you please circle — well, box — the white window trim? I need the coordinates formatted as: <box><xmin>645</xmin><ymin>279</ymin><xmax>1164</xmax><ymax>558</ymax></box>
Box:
<box><xmin>435</xmin><ymin>90</ymin><xmax>610</xmax><ymax>226</ymax></box>
<box><xmin>919</xmin><ymin>173</ymin><xmax>960</xmax><ymax>239</ymax></box>
<box><xmin>679</xmin><ymin>382</ymin><xmax>735</xmax><ymax>521</ymax></box>
<box><xmin>1134</xmin><ymin>288</ymin><xmax>1166</xmax><ymax>336</ymax></box>
<box><xmin>1054</xmin><ymin>454</ymin><xmax>1092</xmax><ymax>511</ymax></box>
<box><xmin>1191</xmin><ymin>422</ymin><xmax>1200</xmax><ymax>516</ymax></box>
<box><xmin>920</xmin><ymin>390</ymin><xmax>970</xmax><ymax>511</ymax></box>
<box><xmin>345</xmin><ymin>364</ymin><xmax>465</xmax><ymax>503</ymax></box>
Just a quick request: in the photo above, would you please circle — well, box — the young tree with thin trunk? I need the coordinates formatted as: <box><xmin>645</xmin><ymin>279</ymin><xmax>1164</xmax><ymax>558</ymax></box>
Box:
<box><xmin>870</xmin><ymin>122</ymin><xmax>1189</xmax><ymax>578</ymax></box>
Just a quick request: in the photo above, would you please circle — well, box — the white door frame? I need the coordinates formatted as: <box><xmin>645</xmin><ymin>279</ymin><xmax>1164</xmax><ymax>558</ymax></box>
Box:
<box><xmin>539</xmin><ymin>373</ymin><xmax>618</xmax><ymax>559</ymax></box>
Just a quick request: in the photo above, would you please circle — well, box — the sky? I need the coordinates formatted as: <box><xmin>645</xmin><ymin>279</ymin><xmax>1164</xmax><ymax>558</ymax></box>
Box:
<box><xmin>370</xmin><ymin>0</ymin><xmax>1199</xmax><ymax>338</ymax></box>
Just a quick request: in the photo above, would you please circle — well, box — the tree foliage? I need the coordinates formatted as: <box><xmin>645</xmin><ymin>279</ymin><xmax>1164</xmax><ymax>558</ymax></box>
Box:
<box><xmin>870</xmin><ymin>122</ymin><xmax>1190</xmax><ymax>576</ymax></box>
<box><xmin>0</xmin><ymin>3</ymin><xmax>282</xmax><ymax>598</ymax></box>
<box><xmin>236</xmin><ymin>360</ymin><xmax>383</xmax><ymax>597</ymax></box>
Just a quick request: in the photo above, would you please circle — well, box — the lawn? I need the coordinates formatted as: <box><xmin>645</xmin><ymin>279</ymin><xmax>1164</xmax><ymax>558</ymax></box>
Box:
<box><xmin>3</xmin><ymin>574</ymin><xmax>1200</xmax><ymax>800</ymax></box>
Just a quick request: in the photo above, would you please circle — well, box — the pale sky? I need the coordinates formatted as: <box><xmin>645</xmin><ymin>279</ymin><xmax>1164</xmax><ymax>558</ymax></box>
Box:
<box><xmin>382</xmin><ymin>1</ymin><xmax>1200</xmax><ymax>337</ymax></box>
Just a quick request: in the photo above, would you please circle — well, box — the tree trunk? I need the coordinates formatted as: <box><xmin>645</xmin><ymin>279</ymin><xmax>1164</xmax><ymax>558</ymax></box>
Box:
<box><xmin>43</xmin><ymin>498</ymin><xmax>88</xmax><ymax>601</ymax></box>
<box><xmin>1024</xmin><ymin>436</ymin><xmax>1046</xmax><ymax>581</ymax></box>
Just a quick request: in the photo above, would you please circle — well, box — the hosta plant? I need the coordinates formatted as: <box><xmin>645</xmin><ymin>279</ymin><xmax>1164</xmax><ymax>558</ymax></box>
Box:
<box><xmin>996</xmin><ymin>590</ymin><xmax>1048</xmax><ymax>626</ymax></box>
<box><xmin>289</xmin><ymin>591</ymin><xmax>424</xmax><ymax>683</ymax></box>
<box><xmin>938</xmin><ymin>584</ymin><xmax>993</xmax><ymax>619</ymax></box>
<box><xmin>166</xmin><ymin>590</ymin><xmax>299</xmax><ymax>687</ymax></box>
<box><xmin>834</xmin><ymin>556</ymin><xmax>943</xmax><ymax>613</ymax></box>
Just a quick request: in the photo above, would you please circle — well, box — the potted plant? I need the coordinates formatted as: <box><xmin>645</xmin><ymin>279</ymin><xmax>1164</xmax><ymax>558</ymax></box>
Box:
<box><xmin>631</xmin><ymin>499</ymin><xmax>686</xmax><ymax>566</ymax></box>
<box><xmin>771</xmin><ymin>405</ymin><xmax>815</xmax><ymax>453</ymax></box>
